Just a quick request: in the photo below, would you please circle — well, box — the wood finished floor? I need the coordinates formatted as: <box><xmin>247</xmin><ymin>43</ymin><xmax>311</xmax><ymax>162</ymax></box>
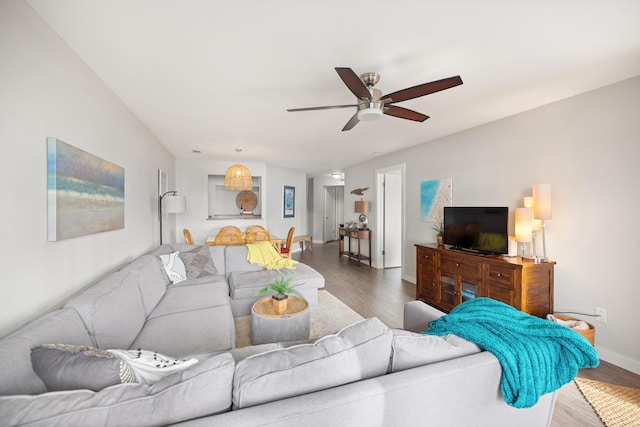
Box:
<box><xmin>293</xmin><ymin>241</ymin><xmax>640</xmax><ymax>426</ymax></box>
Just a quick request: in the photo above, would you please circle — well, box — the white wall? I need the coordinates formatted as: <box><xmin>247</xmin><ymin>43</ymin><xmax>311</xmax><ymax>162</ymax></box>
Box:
<box><xmin>174</xmin><ymin>159</ymin><xmax>307</xmax><ymax>244</ymax></box>
<box><xmin>345</xmin><ymin>75</ymin><xmax>640</xmax><ymax>373</ymax></box>
<box><xmin>0</xmin><ymin>1</ymin><xmax>175</xmax><ymax>337</ymax></box>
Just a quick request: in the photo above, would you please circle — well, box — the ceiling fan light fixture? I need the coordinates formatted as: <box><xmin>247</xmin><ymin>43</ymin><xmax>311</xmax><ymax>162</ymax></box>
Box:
<box><xmin>357</xmin><ymin>106</ymin><xmax>383</xmax><ymax>121</ymax></box>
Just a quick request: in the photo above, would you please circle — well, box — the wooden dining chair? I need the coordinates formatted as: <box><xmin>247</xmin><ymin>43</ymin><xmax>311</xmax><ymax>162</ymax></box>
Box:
<box><xmin>213</xmin><ymin>230</ymin><xmax>243</xmax><ymax>245</ymax></box>
<box><xmin>245</xmin><ymin>229</ymin><xmax>272</xmax><ymax>244</ymax></box>
<box><xmin>220</xmin><ymin>225</ymin><xmax>241</xmax><ymax>234</ymax></box>
<box><xmin>245</xmin><ymin>225</ymin><xmax>267</xmax><ymax>234</ymax></box>
<box><xmin>278</xmin><ymin>226</ymin><xmax>295</xmax><ymax>258</ymax></box>
<box><xmin>183</xmin><ymin>229</ymin><xmax>194</xmax><ymax>245</ymax></box>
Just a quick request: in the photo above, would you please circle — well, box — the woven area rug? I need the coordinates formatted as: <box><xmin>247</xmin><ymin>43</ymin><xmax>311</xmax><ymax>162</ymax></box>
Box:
<box><xmin>234</xmin><ymin>290</ymin><xmax>365</xmax><ymax>348</ymax></box>
<box><xmin>574</xmin><ymin>377</ymin><xmax>640</xmax><ymax>427</ymax></box>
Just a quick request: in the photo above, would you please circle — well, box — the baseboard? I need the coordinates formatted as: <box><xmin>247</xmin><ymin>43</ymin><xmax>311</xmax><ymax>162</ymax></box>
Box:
<box><xmin>596</xmin><ymin>346</ymin><xmax>640</xmax><ymax>375</ymax></box>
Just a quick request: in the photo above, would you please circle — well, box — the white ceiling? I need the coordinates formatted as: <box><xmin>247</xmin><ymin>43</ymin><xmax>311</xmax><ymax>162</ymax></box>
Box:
<box><xmin>27</xmin><ymin>0</ymin><xmax>640</xmax><ymax>176</ymax></box>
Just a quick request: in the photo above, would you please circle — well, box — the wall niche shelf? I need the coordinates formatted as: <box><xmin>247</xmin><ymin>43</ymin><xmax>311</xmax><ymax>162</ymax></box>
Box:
<box><xmin>207</xmin><ymin>174</ymin><xmax>262</xmax><ymax>219</ymax></box>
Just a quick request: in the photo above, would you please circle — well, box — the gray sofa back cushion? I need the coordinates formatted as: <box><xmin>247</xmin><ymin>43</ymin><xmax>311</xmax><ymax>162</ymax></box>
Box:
<box><xmin>65</xmin><ymin>271</ymin><xmax>146</xmax><ymax>349</ymax></box>
<box><xmin>0</xmin><ymin>353</ymin><xmax>235</xmax><ymax>427</ymax></box>
<box><xmin>228</xmin><ymin>263</ymin><xmax>324</xmax><ymax>299</ymax></box>
<box><xmin>389</xmin><ymin>329</ymin><xmax>481</xmax><ymax>372</ymax></box>
<box><xmin>233</xmin><ymin>317</ymin><xmax>392</xmax><ymax>409</ymax></box>
<box><xmin>119</xmin><ymin>255</ymin><xmax>168</xmax><ymax>316</ymax></box>
<box><xmin>224</xmin><ymin>246</ymin><xmax>264</xmax><ymax>277</ymax></box>
<box><xmin>0</xmin><ymin>309</ymin><xmax>93</xmax><ymax>396</ymax></box>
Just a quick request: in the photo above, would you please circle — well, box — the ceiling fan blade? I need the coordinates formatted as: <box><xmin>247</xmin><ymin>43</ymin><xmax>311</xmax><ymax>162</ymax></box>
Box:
<box><xmin>384</xmin><ymin>105</ymin><xmax>429</xmax><ymax>122</ymax></box>
<box><xmin>335</xmin><ymin>67</ymin><xmax>372</xmax><ymax>101</ymax></box>
<box><xmin>287</xmin><ymin>104</ymin><xmax>356</xmax><ymax>112</ymax></box>
<box><xmin>383</xmin><ymin>76</ymin><xmax>463</xmax><ymax>104</ymax></box>
<box><xmin>342</xmin><ymin>112</ymin><xmax>360</xmax><ymax>131</ymax></box>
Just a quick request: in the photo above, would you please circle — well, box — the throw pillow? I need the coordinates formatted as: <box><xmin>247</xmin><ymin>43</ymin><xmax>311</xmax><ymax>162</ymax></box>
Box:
<box><xmin>107</xmin><ymin>349</ymin><xmax>198</xmax><ymax>384</ymax></box>
<box><xmin>158</xmin><ymin>251</ymin><xmax>187</xmax><ymax>283</ymax></box>
<box><xmin>180</xmin><ymin>245</ymin><xmax>217</xmax><ymax>279</ymax></box>
<box><xmin>31</xmin><ymin>344</ymin><xmax>199</xmax><ymax>392</ymax></box>
<box><xmin>31</xmin><ymin>344</ymin><xmax>137</xmax><ymax>392</ymax></box>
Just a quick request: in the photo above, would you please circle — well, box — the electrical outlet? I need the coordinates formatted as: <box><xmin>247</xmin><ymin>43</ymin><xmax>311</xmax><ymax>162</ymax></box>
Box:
<box><xmin>596</xmin><ymin>307</ymin><xmax>607</xmax><ymax>323</ymax></box>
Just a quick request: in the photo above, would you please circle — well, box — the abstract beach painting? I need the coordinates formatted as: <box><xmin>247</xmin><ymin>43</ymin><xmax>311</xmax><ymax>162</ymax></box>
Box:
<box><xmin>420</xmin><ymin>178</ymin><xmax>452</xmax><ymax>223</ymax></box>
<box><xmin>47</xmin><ymin>138</ymin><xmax>124</xmax><ymax>241</ymax></box>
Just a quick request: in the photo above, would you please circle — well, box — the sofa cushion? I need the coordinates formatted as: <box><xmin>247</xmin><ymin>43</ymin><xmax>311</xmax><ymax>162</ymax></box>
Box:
<box><xmin>65</xmin><ymin>271</ymin><xmax>146</xmax><ymax>349</ymax></box>
<box><xmin>0</xmin><ymin>309</ymin><xmax>93</xmax><ymax>396</ymax></box>
<box><xmin>180</xmin><ymin>245</ymin><xmax>217</xmax><ymax>279</ymax></box>
<box><xmin>131</xmin><ymin>282</ymin><xmax>234</xmax><ymax>356</ymax></box>
<box><xmin>224</xmin><ymin>245</ymin><xmax>264</xmax><ymax>277</ymax></box>
<box><xmin>207</xmin><ymin>245</ymin><xmax>226</xmax><ymax>276</ymax></box>
<box><xmin>0</xmin><ymin>353</ymin><xmax>235</xmax><ymax>427</ymax></box>
<box><xmin>158</xmin><ymin>251</ymin><xmax>187</xmax><ymax>284</ymax></box>
<box><xmin>228</xmin><ymin>263</ymin><xmax>324</xmax><ymax>300</ymax></box>
<box><xmin>31</xmin><ymin>344</ymin><xmax>137</xmax><ymax>392</ymax></box>
<box><xmin>389</xmin><ymin>329</ymin><xmax>481</xmax><ymax>373</ymax></box>
<box><xmin>232</xmin><ymin>317</ymin><xmax>392</xmax><ymax>409</ymax></box>
<box><xmin>119</xmin><ymin>255</ymin><xmax>168</xmax><ymax>316</ymax></box>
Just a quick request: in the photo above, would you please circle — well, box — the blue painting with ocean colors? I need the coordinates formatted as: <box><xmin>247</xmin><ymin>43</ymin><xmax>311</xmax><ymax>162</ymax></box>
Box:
<box><xmin>47</xmin><ymin>138</ymin><xmax>124</xmax><ymax>240</ymax></box>
<box><xmin>420</xmin><ymin>178</ymin><xmax>452</xmax><ymax>223</ymax></box>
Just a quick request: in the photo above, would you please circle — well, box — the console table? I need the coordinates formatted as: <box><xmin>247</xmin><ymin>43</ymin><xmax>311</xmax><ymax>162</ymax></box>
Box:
<box><xmin>339</xmin><ymin>227</ymin><xmax>371</xmax><ymax>267</ymax></box>
<box><xmin>415</xmin><ymin>243</ymin><xmax>554</xmax><ymax>317</ymax></box>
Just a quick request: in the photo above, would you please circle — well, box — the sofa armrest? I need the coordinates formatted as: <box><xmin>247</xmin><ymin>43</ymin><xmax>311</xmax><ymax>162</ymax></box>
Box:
<box><xmin>403</xmin><ymin>300</ymin><xmax>446</xmax><ymax>332</ymax></box>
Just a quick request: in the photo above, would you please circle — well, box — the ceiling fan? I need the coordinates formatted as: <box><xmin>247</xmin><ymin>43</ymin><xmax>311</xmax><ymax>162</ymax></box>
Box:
<box><xmin>287</xmin><ymin>67</ymin><xmax>463</xmax><ymax>131</ymax></box>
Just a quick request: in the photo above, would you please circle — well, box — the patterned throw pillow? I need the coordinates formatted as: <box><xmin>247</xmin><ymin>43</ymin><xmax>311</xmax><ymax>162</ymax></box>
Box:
<box><xmin>159</xmin><ymin>251</ymin><xmax>187</xmax><ymax>283</ymax></box>
<box><xmin>107</xmin><ymin>349</ymin><xmax>198</xmax><ymax>384</ymax></box>
<box><xmin>180</xmin><ymin>245</ymin><xmax>217</xmax><ymax>279</ymax></box>
<box><xmin>31</xmin><ymin>344</ymin><xmax>137</xmax><ymax>392</ymax></box>
<box><xmin>31</xmin><ymin>344</ymin><xmax>199</xmax><ymax>391</ymax></box>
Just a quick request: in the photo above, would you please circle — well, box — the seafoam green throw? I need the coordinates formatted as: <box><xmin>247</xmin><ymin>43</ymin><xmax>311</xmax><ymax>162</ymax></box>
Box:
<box><xmin>423</xmin><ymin>298</ymin><xmax>599</xmax><ymax>408</ymax></box>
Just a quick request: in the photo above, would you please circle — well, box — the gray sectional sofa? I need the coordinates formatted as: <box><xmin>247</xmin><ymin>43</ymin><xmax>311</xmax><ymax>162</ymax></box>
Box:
<box><xmin>0</xmin><ymin>244</ymin><xmax>558</xmax><ymax>426</ymax></box>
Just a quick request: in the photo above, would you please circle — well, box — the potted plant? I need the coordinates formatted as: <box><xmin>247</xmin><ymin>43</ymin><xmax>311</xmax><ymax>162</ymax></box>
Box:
<box><xmin>432</xmin><ymin>222</ymin><xmax>445</xmax><ymax>246</ymax></box>
<box><xmin>254</xmin><ymin>276</ymin><xmax>303</xmax><ymax>314</ymax></box>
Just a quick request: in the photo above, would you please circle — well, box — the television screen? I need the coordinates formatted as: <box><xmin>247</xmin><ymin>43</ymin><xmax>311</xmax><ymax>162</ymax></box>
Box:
<box><xmin>443</xmin><ymin>207</ymin><xmax>508</xmax><ymax>255</ymax></box>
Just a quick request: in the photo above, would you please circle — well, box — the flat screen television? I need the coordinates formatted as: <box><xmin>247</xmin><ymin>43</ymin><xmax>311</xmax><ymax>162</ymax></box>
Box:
<box><xmin>443</xmin><ymin>207</ymin><xmax>509</xmax><ymax>255</ymax></box>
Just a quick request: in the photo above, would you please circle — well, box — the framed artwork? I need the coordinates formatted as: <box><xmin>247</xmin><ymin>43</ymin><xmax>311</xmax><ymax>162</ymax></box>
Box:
<box><xmin>283</xmin><ymin>185</ymin><xmax>295</xmax><ymax>218</ymax></box>
<box><xmin>47</xmin><ymin>137</ymin><xmax>125</xmax><ymax>241</ymax></box>
<box><xmin>420</xmin><ymin>178</ymin><xmax>452</xmax><ymax>223</ymax></box>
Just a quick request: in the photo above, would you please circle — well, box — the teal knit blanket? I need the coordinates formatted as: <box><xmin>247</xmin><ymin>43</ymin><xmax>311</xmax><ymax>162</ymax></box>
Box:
<box><xmin>423</xmin><ymin>298</ymin><xmax>599</xmax><ymax>408</ymax></box>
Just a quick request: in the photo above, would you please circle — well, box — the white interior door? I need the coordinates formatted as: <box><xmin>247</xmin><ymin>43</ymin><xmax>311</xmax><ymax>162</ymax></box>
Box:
<box><xmin>323</xmin><ymin>186</ymin><xmax>343</xmax><ymax>242</ymax></box>
<box><xmin>383</xmin><ymin>172</ymin><xmax>402</xmax><ymax>267</ymax></box>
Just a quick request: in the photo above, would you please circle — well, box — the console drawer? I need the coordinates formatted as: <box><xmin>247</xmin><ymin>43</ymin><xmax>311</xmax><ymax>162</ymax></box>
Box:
<box><xmin>485</xmin><ymin>264</ymin><xmax>516</xmax><ymax>288</ymax></box>
<box><xmin>440</xmin><ymin>257</ymin><xmax>482</xmax><ymax>278</ymax></box>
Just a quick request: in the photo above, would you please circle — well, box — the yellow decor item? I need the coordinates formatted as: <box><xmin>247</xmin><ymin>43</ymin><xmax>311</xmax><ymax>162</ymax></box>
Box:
<box><xmin>224</xmin><ymin>164</ymin><xmax>252</xmax><ymax>191</ymax></box>
<box><xmin>246</xmin><ymin>241</ymin><xmax>298</xmax><ymax>270</ymax></box>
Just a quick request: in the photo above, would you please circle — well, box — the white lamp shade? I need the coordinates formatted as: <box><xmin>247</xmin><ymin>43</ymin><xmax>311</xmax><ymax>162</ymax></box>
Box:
<box><xmin>523</xmin><ymin>196</ymin><xmax>543</xmax><ymax>231</ymax></box>
<box><xmin>164</xmin><ymin>194</ymin><xmax>186</xmax><ymax>213</ymax></box>
<box><xmin>515</xmin><ymin>207</ymin><xmax>533</xmax><ymax>242</ymax></box>
<box><xmin>532</xmin><ymin>184</ymin><xmax>552</xmax><ymax>220</ymax></box>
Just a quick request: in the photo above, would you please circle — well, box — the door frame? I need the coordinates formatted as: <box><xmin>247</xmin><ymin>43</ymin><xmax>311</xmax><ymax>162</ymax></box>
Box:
<box><xmin>374</xmin><ymin>164</ymin><xmax>405</xmax><ymax>269</ymax></box>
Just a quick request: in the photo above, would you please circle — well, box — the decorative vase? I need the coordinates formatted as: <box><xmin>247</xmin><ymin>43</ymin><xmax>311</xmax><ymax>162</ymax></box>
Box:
<box><xmin>272</xmin><ymin>294</ymin><xmax>288</xmax><ymax>314</ymax></box>
<box><xmin>437</xmin><ymin>235</ymin><xmax>444</xmax><ymax>246</ymax></box>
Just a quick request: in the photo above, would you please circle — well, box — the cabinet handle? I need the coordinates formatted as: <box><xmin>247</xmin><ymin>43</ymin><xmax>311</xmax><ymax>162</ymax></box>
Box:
<box><xmin>455</xmin><ymin>263</ymin><xmax>460</xmax><ymax>267</ymax></box>
<box><xmin>496</xmin><ymin>273</ymin><xmax>501</xmax><ymax>277</ymax></box>
<box><xmin>431</xmin><ymin>283</ymin><xmax>436</xmax><ymax>287</ymax></box>
<box><xmin>424</xmin><ymin>255</ymin><xmax>429</xmax><ymax>259</ymax></box>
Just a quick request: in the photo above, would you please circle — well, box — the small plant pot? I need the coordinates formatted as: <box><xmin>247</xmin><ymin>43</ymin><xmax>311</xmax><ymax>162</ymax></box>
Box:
<box><xmin>437</xmin><ymin>236</ymin><xmax>444</xmax><ymax>246</ymax></box>
<box><xmin>272</xmin><ymin>294</ymin><xmax>288</xmax><ymax>314</ymax></box>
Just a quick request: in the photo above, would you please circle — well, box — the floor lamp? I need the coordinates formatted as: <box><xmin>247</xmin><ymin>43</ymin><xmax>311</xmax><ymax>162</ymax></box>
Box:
<box><xmin>159</xmin><ymin>191</ymin><xmax>186</xmax><ymax>244</ymax></box>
